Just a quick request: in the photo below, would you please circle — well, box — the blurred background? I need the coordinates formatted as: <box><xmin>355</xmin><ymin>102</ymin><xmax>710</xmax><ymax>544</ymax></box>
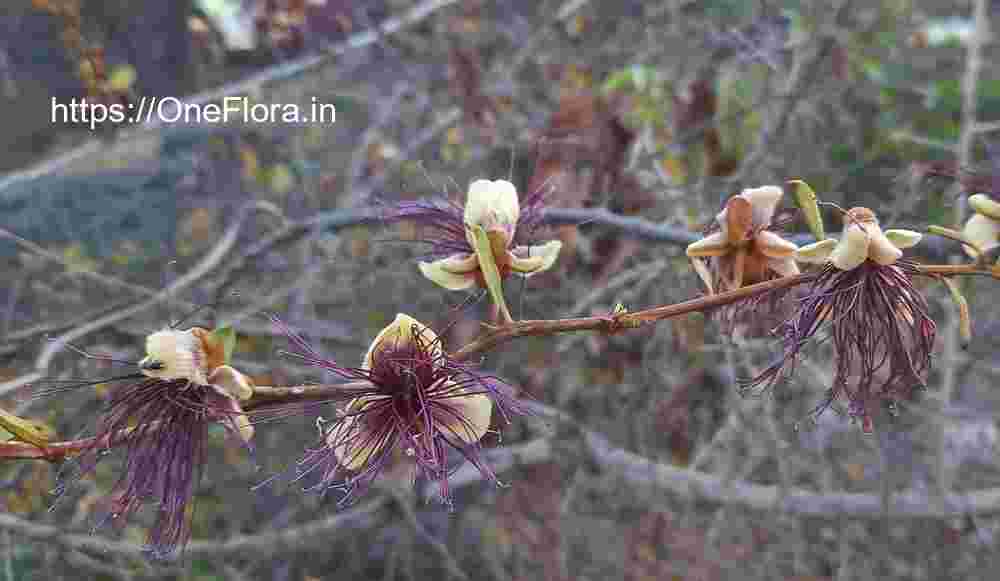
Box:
<box><xmin>2</xmin><ymin>0</ymin><xmax>1000</xmax><ymax>579</ymax></box>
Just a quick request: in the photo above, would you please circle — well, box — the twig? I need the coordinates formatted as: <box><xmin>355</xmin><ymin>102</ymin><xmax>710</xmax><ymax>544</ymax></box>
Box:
<box><xmin>2</xmin><ymin>256</ymin><xmax>992</xmax><ymax>461</ymax></box>
<box><xmin>0</xmin><ymin>497</ymin><xmax>388</xmax><ymax>559</ymax></box>
<box><xmin>0</xmin><ymin>201</ymin><xmax>276</xmax><ymax>398</ymax></box>
<box><xmin>728</xmin><ymin>0</ymin><xmax>854</xmax><ymax>184</ymax></box>
<box><xmin>932</xmin><ymin>0</ymin><xmax>989</xmax><ymax>508</ymax></box>
<box><xmin>383</xmin><ymin>487</ymin><xmax>470</xmax><ymax>581</ymax></box>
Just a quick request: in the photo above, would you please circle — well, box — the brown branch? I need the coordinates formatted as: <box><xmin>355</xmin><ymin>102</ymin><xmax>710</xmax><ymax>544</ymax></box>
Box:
<box><xmin>451</xmin><ymin>272</ymin><xmax>813</xmax><ymax>361</ymax></box>
<box><xmin>3</xmin><ymin>258</ymin><xmax>996</xmax><ymax>462</ymax></box>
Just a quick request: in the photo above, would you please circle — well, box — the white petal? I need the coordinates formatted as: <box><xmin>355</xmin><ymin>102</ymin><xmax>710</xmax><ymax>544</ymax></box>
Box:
<box><xmin>686</xmin><ymin>231</ymin><xmax>730</xmax><ymax>257</ymax></box>
<box><xmin>962</xmin><ymin>213</ymin><xmax>1000</xmax><ymax>257</ymax></box>
<box><xmin>418</xmin><ymin>255</ymin><xmax>479</xmax><ymax>291</ymax></box>
<box><xmin>867</xmin><ymin>224</ymin><xmax>903</xmax><ymax>265</ymax></box>
<box><xmin>364</xmin><ymin>314</ymin><xmax>441</xmax><ymax>370</ymax></box>
<box><xmin>794</xmin><ymin>238</ymin><xmax>838</xmax><ymax>264</ymax></box>
<box><xmin>464</xmin><ymin>179</ymin><xmax>520</xmax><ymax>234</ymax></box>
<box><xmin>755</xmin><ymin>230</ymin><xmax>799</xmax><ymax>258</ymax></box>
<box><xmin>206</xmin><ymin>387</ymin><xmax>254</xmax><ymax>444</ymax></box>
<box><xmin>970</xmin><ymin>193</ymin><xmax>1000</xmax><ymax>220</ymax></box>
<box><xmin>741</xmin><ymin>185</ymin><xmax>783</xmax><ymax>226</ymax></box>
<box><xmin>208</xmin><ymin>365</ymin><xmax>254</xmax><ymax>401</ymax></box>
<box><xmin>510</xmin><ymin>240</ymin><xmax>563</xmax><ymax>275</ymax></box>
<box><xmin>883</xmin><ymin>229</ymin><xmax>923</xmax><ymax>249</ymax></box>
<box><xmin>141</xmin><ymin>328</ymin><xmax>208</xmax><ymax>385</ymax></box>
<box><xmin>329</xmin><ymin>397</ymin><xmax>387</xmax><ymax>470</ymax></box>
<box><xmin>438</xmin><ymin>385</ymin><xmax>493</xmax><ymax>444</ymax></box>
<box><xmin>829</xmin><ymin>223</ymin><xmax>871</xmax><ymax>270</ymax></box>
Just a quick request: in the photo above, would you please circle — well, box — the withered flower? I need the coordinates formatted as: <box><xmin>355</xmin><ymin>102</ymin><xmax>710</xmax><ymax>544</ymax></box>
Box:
<box><xmin>962</xmin><ymin>193</ymin><xmax>1000</xmax><ymax>258</ymax></box>
<box><xmin>686</xmin><ymin>185</ymin><xmax>800</xmax><ymax>294</ymax></box>
<box><xmin>392</xmin><ymin>179</ymin><xmax>562</xmax><ymax>291</ymax></box>
<box><xmin>746</xmin><ymin>207</ymin><xmax>935</xmax><ymax>433</ymax></box>
<box><xmin>272</xmin><ymin>313</ymin><xmax>523</xmax><ymax>505</ymax></box>
<box><xmin>59</xmin><ymin>327</ymin><xmax>254</xmax><ymax>559</ymax></box>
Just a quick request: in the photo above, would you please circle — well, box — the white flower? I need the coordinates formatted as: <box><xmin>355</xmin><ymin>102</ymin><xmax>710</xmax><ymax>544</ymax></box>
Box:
<box><xmin>419</xmin><ymin>179</ymin><xmax>562</xmax><ymax>291</ymax></box>
<box><xmin>795</xmin><ymin>207</ymin><xmax>922</xmax><ymax>270</ymax></box>
<box><xmin>962</xmin><ymin>194</ymin><xmax>1000</xmax><ymax>258</ymax></box>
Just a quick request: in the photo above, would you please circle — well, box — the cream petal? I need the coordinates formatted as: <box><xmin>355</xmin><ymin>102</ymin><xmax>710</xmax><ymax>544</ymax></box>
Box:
<box><xmin>794</xmin><ymin>238</ymin><xmax>838</xmax><ymax>264</ymax></box>
<box><xmin>969</xmin><ymin>193</ymin><xmax>1000</xmax><ymax>220</ymax></box>
<box><xmin>329</xmin><ymin>397</ymin><xmax>387</xmax><ymax>471</ymax></box>
<box><xmin>142</xmin><ymin>328</ymin><xmax>208</xmax><ymax>385</ymax></box>
<box><xmin>883</xmin><ymin>229</ymin><xmax>923</xmax><ymax>249</ymax></box>
<box><xmin>962</xmin><ymin>213</ymin><xmax>1000</xmax><ymax>257</ymax></box>
<box><xmin>438</xmin><ymin>386</ymin><xmax>493</xmax><ymax>444</ymax></box>
<box><xmin>464</xmin><ymin>179</ymin><xmax>520</xmax><ymax>233</ymax></box>
<box><xmin>829</xmin><ymin>223</ymin><xmax>871</xmax><ymax>270</ymax></box>
<box><xmin>208</xmin><ymin>365</ymin><xmax>254</xmax><ymax>401</ymax></box>
<box><xmin>690</xmin><ymin>257</ymin><xmax>715</xmax><ymax>294</ymax></box>
<box><xmin>439</xmin><ymin>252</ymin><xmax>481</xmax><ymax>274</ymax></box>
<box><xmin>685</xmin><ymin>231</ymin><xmax>730</xmax><ymax>257</ymax></box>
<box><xmin>206</xmin><ymin>386</ymin><xmax>254</xmax><ymax>444</ymax></box>
<box><xmin>768</xmin><ymin>256</ymin><xmax>801</xmax><ymax>277</ymax></box>
<box><xmin>510</xmin><ymin>240</ymin><xmax>563</xmax><ymax>275</ymax></box>
<box><xmin>867</xmin><ymin>224</ymin><xmax>903</xmax><ymax>265</ymax></box>
<box><xmin>740</xmin><ymin>185</ymin><xmax>783</xmax><ymax>226</ymax></box>
<box><xmin>234</xmin><ymin>413</ymin><xmax>254</xmax><ymax>444</ymax></box>
<box><xmin>364</xmin><ymin>314</ymin><xmax>441</xmax><ymax>370</ymax></box>
<box><xmin>755</xmin><ymin>230</ymin><xmax>799</xmax><ymax>258</ymax></box>
<box><xmin>418</xmin><ymin>256</ymin><xmax>479</xmax><ymax>292</ymax></box>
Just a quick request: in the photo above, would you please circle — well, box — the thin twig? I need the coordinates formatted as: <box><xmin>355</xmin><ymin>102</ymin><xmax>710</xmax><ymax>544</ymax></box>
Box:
<box><xmin>0</xmin><ymin>201</ymin><xmax>276</xmax><ymax>398</ymax></box>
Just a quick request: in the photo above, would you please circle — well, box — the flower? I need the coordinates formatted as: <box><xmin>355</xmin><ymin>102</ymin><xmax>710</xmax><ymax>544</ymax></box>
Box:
<box><xmin>745</xmin><ymin>207</ymin><xmax>935</xmax><ymax>433</ymax></box>
<box><xmin>795</xmin><ymin>207</ymin><xmax>923</xmax><ymax>271</ymax></box>
<box><xmin>686</xmin><ymin>185</ymin><xmax>800</xmax><ymax>294</ymax></box>
<box><xmin>394</xmin><ymin>179</ymin><xmax>562</xmax><ymax>291</ymax></box>
<box><xmin>271</xmin><ymin>313</ymin><xmax>523</xmax><ymax>505</ymax></box>
<box><xmin>63</xmin><ymin>327</ymin><xmax>254</xmax><ymax>559</ymax></box>
<box><xmin>961</xmin><ymin>193</ymin><xmax>1000</xmax><ymax>258</ymax></box>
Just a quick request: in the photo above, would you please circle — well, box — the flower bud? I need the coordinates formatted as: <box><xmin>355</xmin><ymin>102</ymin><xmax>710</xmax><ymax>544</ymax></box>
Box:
<box><xmin>463</xmin><ymin>179</ymin><xmax>520</xmax><ymax>246</ymax></box>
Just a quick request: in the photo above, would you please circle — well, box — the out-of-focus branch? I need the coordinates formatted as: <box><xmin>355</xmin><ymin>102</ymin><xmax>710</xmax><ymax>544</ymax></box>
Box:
<box><xmin>0</xmin><ymin>497</ymin><xmax>388</xmax><ymax>560</ymax></box>
<box><xmin>0</xmin><ymin>201</ymin><xmax>277</xmax><ymax>398</ymax></box>
<box><xmin>0</xmin><ymin>0</ymin><xmax>461</xmax><ymax>196</ymax></box>
<box><xmin>932</xmin><ymin>0</ymin><xmax>991</xmax><ymax>506</ymax></box>
<box><xmin>728</xmin><ymin>0</ymin><xmax>854</xmax><ymax>184</ymax></box>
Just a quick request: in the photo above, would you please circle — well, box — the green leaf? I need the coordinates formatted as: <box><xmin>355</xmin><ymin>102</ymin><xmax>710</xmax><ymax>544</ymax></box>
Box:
<box><xmin>211</xmin><ymin>325</ymin><xmax>237</xmax><ymax>364</ymax></box>
<box><xmin>470</xmin><ymin>224</ymin><xmax>513</xmax><ymax>324</ymax></box>
<box><xmin>787</xmin><ymin>179</ymin><xmax>825</xmax><ymax>241</ymax></box>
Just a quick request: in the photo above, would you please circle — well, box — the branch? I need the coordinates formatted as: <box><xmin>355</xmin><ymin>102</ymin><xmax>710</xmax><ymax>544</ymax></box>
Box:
<box><xmin>0</xmin><ymin>201</ymin><xmax>277</xmax><ymax>398</ymax></box>
<box><xmin>2</xmin><ymin>259</ymin><xmax>995</xmax><ymax>461</ymax></box>
<box><xmin>728</xmin><ymin>0</ymin><xmax>854</xmax><ymax>184</ymax></box>
<box><xmin>526</xmin><ymin>401</ymin><xmax>1000</xmax><ymax>519</ymax></box>
<box><xmin>0</xmin><ymin>497</ymin><xmax>388</xmax><ymax>560</ymax></box>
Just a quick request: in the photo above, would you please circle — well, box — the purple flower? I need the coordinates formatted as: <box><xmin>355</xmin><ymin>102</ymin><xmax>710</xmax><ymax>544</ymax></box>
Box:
<box><xmin>63</xmin><ymin>327</ymin><xmax>254</xmax><ymax>559</ymax></box>
<box><xmin>271</xmin><ymin>313</ymin><xmax>524</xmax><ymax>505</ymax></box>
<box><xmin>744</xmin><ymin>207</ymin><xmax>936</xmax><ymax>432</ymax></box>
<box><xmin>388</xmin><ymin>179</ymin><xmax>560</xmax><ymax>290</ymax></box>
